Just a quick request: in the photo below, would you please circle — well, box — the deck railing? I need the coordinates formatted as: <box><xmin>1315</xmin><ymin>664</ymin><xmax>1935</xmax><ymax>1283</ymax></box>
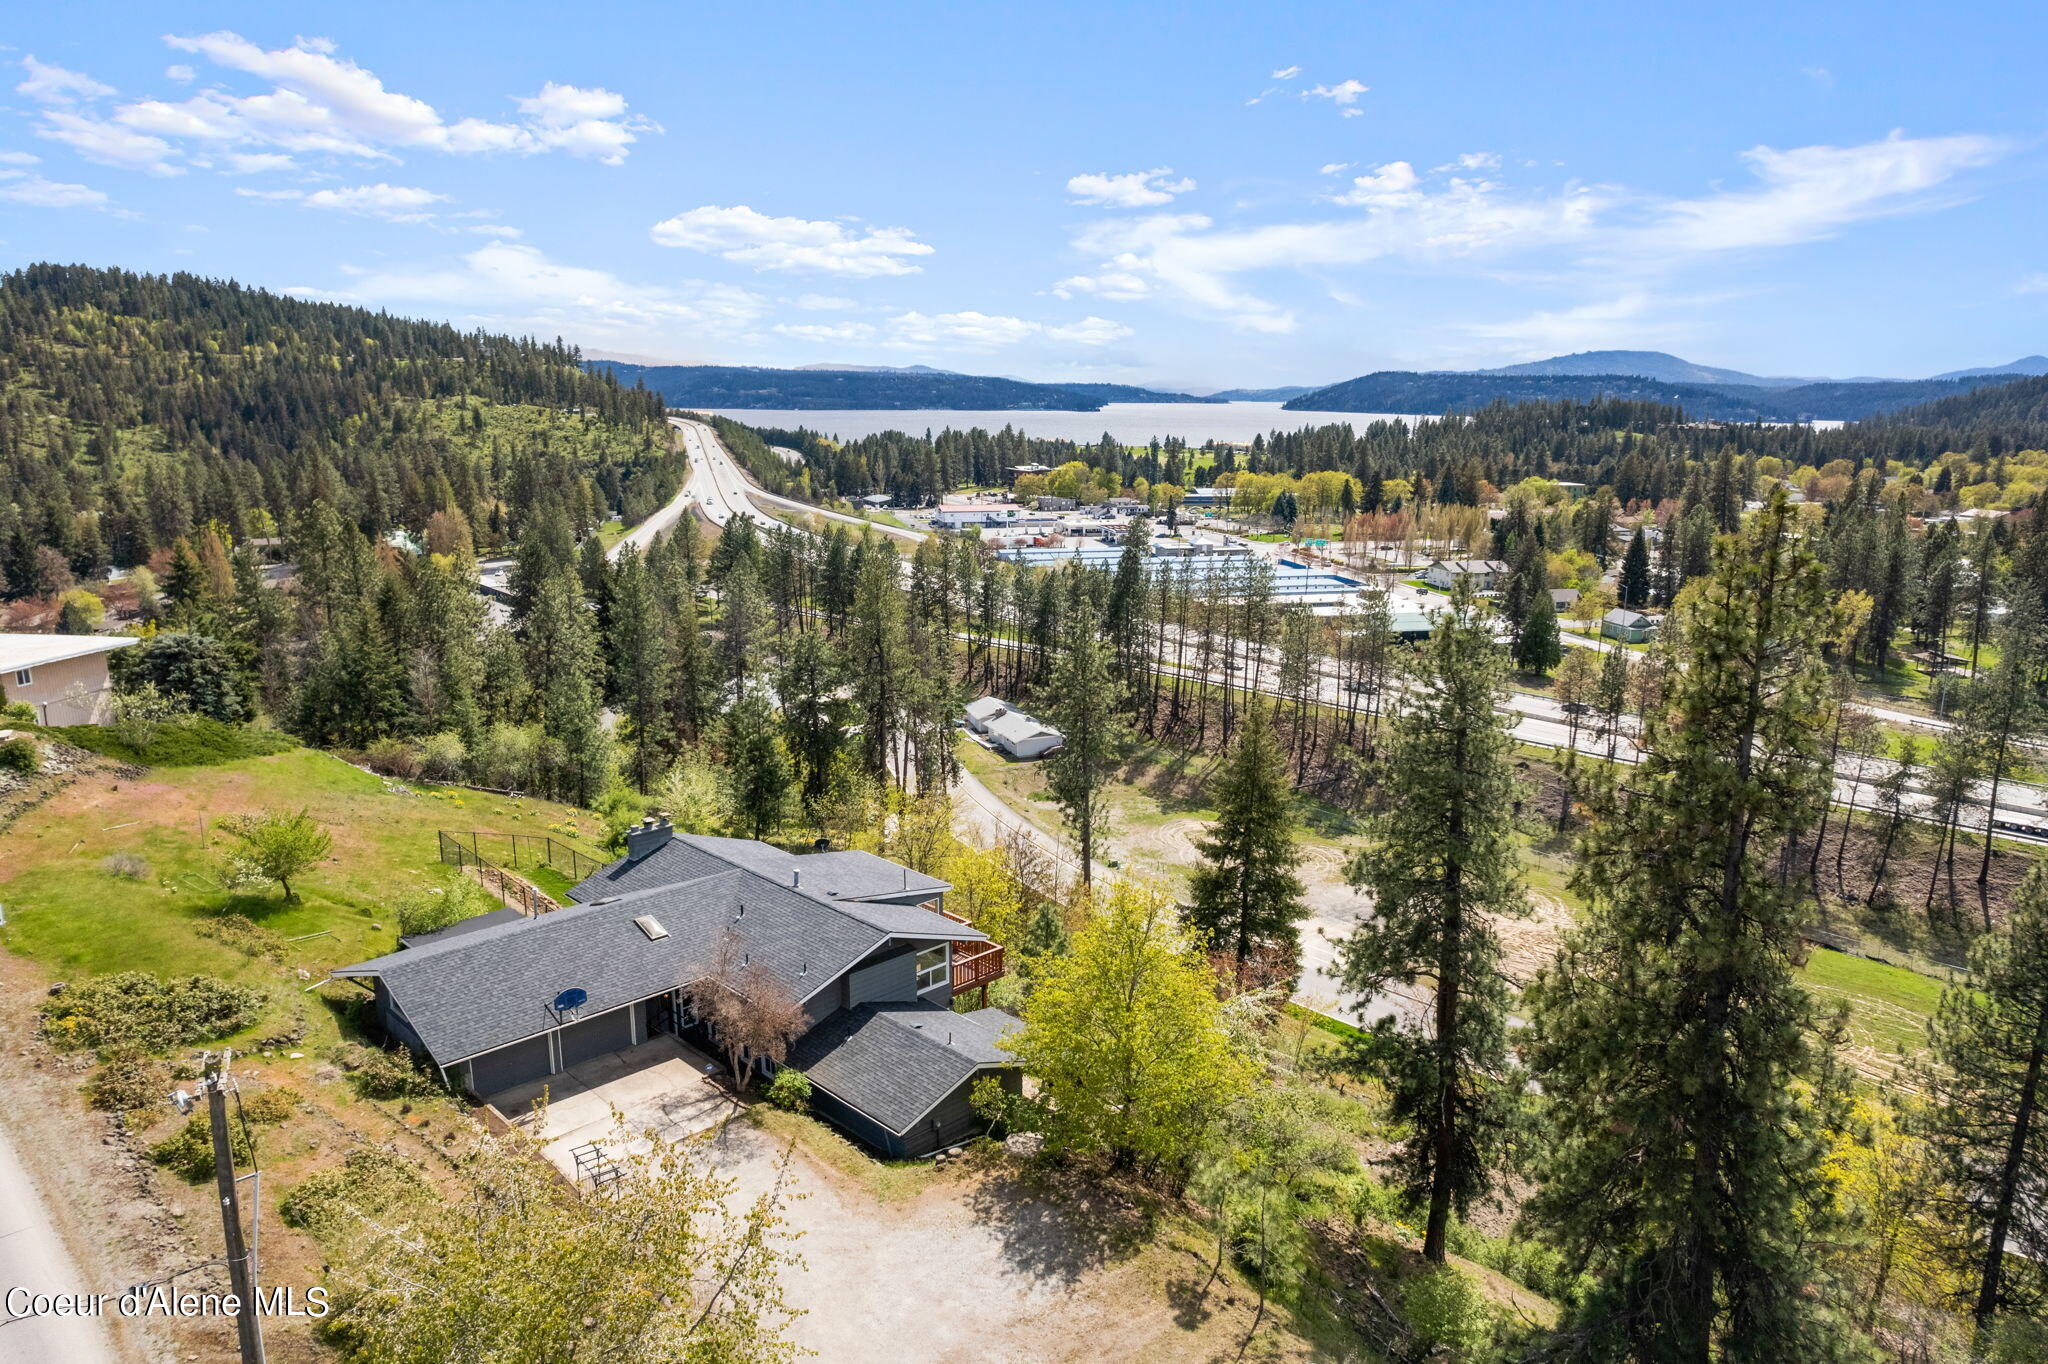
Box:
<box><xmin>951</xmin><ymin>942</ymin><xmax>1006</xmax><ymax>996</ymax></box>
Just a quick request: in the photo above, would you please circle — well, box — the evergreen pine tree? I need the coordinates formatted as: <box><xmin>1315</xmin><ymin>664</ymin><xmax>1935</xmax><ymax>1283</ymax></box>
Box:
<box><xmin>606</xmin><ymin>546</ymin><xmax>675</xmax><ymax>791</ymax></box>
<box><xmin>1619</xmin><ymin>527</ymin><xmax>1651</xmax><ymax>608</ymax></box>
<box><xmin>525</xmin><ymin>569</ymin><xmax>609</xmax><ymax>805</ymax></box>
<box><xmin>1185</xmin><ymin>697</ymin><xmax>1305</xmax><ymax>983</ymax></box>
<box><xmin>1923</xmin><ymin>861</ymin><xmax>2048</xmax><ymax>1329</ymax></box>
<box><xmin>1341</xmin><ymin>582</ymin><xmax>1528</xmax><ymax>1263</ymax></box>
<box><xmin>1042</xmin><ymin>580</ymin><xmax>1128</xmax><ymax>884</ymax></box>
<box><xmin>778</xmin><ymin>628</ymin><xmax>843</xmax><ymax>814</ymax></box>
<box><xmin>1525</xmin><ymin>492</ymin><xmax>1863</xmax><ymax>1360</ymax></box>
<box><xmin>720</xmin><ymin>685</ymin><xmax>792</xmax><ymax>839</ymax></box>
<box><xmin>1515</xmin><ymin>587</ymin><xmax>1562</xmax><ymax>674</ymax></box>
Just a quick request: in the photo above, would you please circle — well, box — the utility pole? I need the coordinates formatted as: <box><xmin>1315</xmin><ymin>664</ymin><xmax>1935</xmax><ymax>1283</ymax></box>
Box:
<box><xmin>203</xmin><ymin>1051</ymin><xmax>266</xmax><ymax>1364</ymax></box>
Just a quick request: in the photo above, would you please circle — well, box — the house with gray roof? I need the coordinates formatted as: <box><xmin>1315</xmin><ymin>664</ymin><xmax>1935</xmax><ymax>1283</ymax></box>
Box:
<box><xmin>1601</xmin><ymin>608</ymin><xmax>1659</xmax><ymax>644</ymax></box>
<box><xmin>1421</xmin><ymin>559</ymin><xmax>1512</xmax><ymax>592</ymax></box>
<box><xmin>333</xmin><ymin>821</ymin><xmax>1013</xmax><ymax>1158</ymax></box>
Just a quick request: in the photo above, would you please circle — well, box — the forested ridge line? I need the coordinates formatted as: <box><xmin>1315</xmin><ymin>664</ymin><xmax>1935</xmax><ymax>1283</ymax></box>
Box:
<box><xmin>0</xmin><ymin>263</ymin><xmax>678</xmax><ymax>594</ymax></box>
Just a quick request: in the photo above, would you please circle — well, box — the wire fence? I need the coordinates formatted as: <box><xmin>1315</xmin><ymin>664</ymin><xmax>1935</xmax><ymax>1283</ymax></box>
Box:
<box><xmin>436</xmin><ymin>831</ymin><xmax>606</xmax><ymax>916</ymax></box>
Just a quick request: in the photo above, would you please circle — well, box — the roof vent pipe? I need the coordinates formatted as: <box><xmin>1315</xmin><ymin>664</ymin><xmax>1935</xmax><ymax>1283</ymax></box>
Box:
<box><xmin>791</xmin><ymin>869</ymin><xmax>800</xmax><ymax>889</ymax></box>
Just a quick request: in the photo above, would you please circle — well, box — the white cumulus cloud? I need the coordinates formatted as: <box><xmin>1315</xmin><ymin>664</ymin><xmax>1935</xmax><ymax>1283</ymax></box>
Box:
<box><xmin>0</xmin><ymin>169</ymin><xmax>111</xmax><ymax>209</ymax></box>
<box><xmin>1304</xmin><ymin>79</ymin><xmax>1368</xmax><ymax>116</ymax></box>
<box><xmin>773</xmin><ymin>321</ymin><xmax>878</xmax><ymax>343</ymax></box>
<box><xmin>650</xmin><ymin>205</ymin><xmax>934</xmax><ymax>277</ymax></box>
<box><xmin>59</xmin><ymin>32</ymin><xmax>662</xmax><ymax>173</ymax></box>
<box><xmin>337</xmin><ymin>243</ymin><xmax>770</xmax><ymax>352</ymax></box>
<box><xmin>37</xmin><ymin>110</ymin><xmax>182</xmax><ymax>175</ymax></box>
<box><xmin>1051</xmin><ymin>131</ymin><xmax>2006</xmax><ymax>334</ymax></box>
<box><xmin>884</xmin><ymin>310</ymin><xmax>1130</xmax><ymax>351</ymax></box>
<box><xmin>1066</xmin><ymin>167</ymin><xmax>1196</xmax><ymax>209</ymax></box>
<box><xmin>15</xmin><ymin>56</ymin><xmax>116</xmax><ymax>105</ymax></box>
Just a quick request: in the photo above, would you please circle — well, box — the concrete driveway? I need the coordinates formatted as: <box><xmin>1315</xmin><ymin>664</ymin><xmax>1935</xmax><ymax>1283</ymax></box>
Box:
<box><xmin>487</xmin><ymin>1034</ymin><xmax>738</xmax><ymax>1184</ymax></box>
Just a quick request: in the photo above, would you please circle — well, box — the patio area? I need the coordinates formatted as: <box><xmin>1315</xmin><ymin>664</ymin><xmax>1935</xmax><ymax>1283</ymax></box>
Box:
<box><xmin>486</xmin><ymin>1033</ymin><xmax>739</xmax><ymax>1184</ymax></box>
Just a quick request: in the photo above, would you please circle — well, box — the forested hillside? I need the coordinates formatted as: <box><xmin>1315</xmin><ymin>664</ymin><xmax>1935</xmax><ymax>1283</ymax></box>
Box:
<box><xmin>589</xmin><ymin>360</ymin><xmax>1211</xmax><ymax>410</ymax></box>
<box><xmin>0</xmin><ymin>264</ymin><xmax>677</xmax><ymax>594</ymax></box>
<box><xmin>1285</xmin><ymin>368</ymin><xmax>2028</xmax><ymax>421</ymax></box>
<box><xmin>1880</xmin><ymin>371</ymin><xmax>2048</xmax><ymax>442</ymax></box>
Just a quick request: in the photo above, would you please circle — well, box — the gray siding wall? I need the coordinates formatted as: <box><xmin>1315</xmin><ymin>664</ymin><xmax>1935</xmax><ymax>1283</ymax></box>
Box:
<box><xmin>807</xmin><ymin>1067</ymin><xmax>1022</xmax><ymax>1159</ymax></box>
<box><xmin>915</xmin><ymin>1067</ymin><xmax>1018</xmax><ymax>1155</ymax></box>
<box><xmin>805</xmin><ymin>1084</ymin><xmax>909</xmax><ymax>1158</ymax></box>
<box><xmin>374</xmin><ymin>980</ymin><xmax>427</xmax><ymax>1057</ymax></box>
<box><xmin>844</xmin><ymin>941</ymin><xmax>918</xmax><ymax>1008</ymax></box>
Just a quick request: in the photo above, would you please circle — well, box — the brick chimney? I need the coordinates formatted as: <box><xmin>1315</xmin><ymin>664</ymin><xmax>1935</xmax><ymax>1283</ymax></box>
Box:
<box><xmin>625</xmin><ymin>813</ymin><xmax>673</xmax><ymax>861</ymax></box>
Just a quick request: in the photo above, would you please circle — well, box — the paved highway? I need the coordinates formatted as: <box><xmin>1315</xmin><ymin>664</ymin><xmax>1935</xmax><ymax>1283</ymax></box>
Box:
<box><xmin>672</xmin><ymin>414</ymin><xmax>2048</xmax><ymax>847</ymax></box>
<box><xmin>0</xmin><ymin>1120</ymin><xmax>121</xmax><ymax>1364</ymax></box>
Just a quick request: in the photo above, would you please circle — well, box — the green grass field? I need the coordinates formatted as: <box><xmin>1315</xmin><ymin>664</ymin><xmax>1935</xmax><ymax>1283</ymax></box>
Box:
<box><xmin>1795</xmin><ymin>946</ymin><xmax>1947</xmax><ymax>1057</ymax></box>
<box><xmin>0</xmin><ymin>746</ymin><xmax>608</xmax><ymax>1030</ymax></box>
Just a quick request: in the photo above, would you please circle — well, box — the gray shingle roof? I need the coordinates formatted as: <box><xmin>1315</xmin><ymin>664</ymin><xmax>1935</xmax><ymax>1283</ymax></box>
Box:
<box><xmin>789</xmin><ymin>1003</ymin><xmax>1022</xmax><ymax>1135</ymax></box>
<box><xmin>569</xmin><ymin>833</ymin><xmax>950</xmax><ymax>910</ymax></box>
<box><xmin>337</xmin><ymin>842</ymin><xmax>981</xmax><ymax>1066</ymax></box>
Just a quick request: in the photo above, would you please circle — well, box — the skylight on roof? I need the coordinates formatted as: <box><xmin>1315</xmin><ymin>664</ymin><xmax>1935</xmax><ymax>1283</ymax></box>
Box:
<box><xmin>633</xmin><ymin>915</ymin><xmax>668</xmax><ymax>940</ymax></box>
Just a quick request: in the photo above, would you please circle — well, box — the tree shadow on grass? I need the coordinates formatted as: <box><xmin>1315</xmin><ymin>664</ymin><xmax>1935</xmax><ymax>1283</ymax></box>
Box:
<box><xmin>962</xmin><ymin>1159</ymin><xmax>1158</xmax><ymax>1288</ymax></box>
<box><xmin>1164</xmin><ymin>1259</ymin><xmax>1220</xmax><ymax>1330</ymax></box>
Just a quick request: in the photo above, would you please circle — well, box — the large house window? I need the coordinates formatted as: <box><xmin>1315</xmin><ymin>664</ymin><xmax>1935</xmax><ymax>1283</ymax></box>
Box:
<box><xmin>915</xmin><ymin>945</ymin><xmax>948</xmax><ymax>992</ymax></box>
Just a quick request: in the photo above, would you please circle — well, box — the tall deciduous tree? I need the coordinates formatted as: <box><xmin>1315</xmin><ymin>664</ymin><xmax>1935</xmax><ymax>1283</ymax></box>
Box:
<box><xmin>1342</xmin><ymin>584</ymin><xmax>1528</xmax><ymax>1263</ymax></box>
<box><xmin>1924</xmin><ymin>860</ymin><xmax>2048</xmax><ymax>1330</ymax></box>
<box><xmin>1525</xmin><ymin>492</ymin><xmax>1863</xmax><ymax>1360</ymax></box>
<box><xmin>335</xmin><ymin>1114</ymin><xmax>800</xmax><ymax>1364</ymax></box>
<box><xmin>1000</xmin><ymin>880</ymin><xmax>1253</xmax><ymax>1177</ymax></box>
<box><xmin>1186</xmin><ymin>698</ymin><xmax>1306</xmax><ymax>984</ymax></box>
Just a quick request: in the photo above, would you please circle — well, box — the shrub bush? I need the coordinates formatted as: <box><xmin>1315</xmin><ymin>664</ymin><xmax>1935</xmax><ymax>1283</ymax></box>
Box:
<box><xmin>392</xmin><ymin>871</ymin><xmax>500</xmax><ymax>938</ymax></box>
<box><xmin>765</xmin><ymin>1067</ymin><xmax>812</xmax><ymax>1114</ymax></box>
<box><xmin>364</xmin><ymin>736</ymin><xmax>421</xmax><ymax>780</ymax></box>
<box><xmin>279</xmin><ymin>1146</ymin><xmax>424</xmax><ymax>1234</ymax></box>
<box><xmin>330</xmin><ymin>1043</ymin><xmax>440</xmax><ymax>1100</ymax></box>
<box><xmin>237</xmin><ymin>1086</ymin><xmax>301</xmax><ymax>1124</ymax></box>
<box><xmin>148</xmin><ymin>1082</ymin><xmax>302</xmax><ymax>1181</ymax></box>
<box><xmin>151</xmin><ymin>1111</ymin><xmax>252</xmax><ymax>1182</ymax></box>
<box><xmin>195</xmin><ymin>912</ymin><xmax>287</xmax><ymax>961</ymax></box>
<box><xmin>0</xmin><ymin>735</ymin><xmax>40</xmax><ymax>774</ymax></box>
<box><xmin>83</xmin><ymin>1047</ymin><xmax>172</xmax><ymax>1116</ymax></box>
<box><xmin>39</xmin><ymin>972</ymin><xmax>263</xmax><ymax>1051</ymax></box>
<box><xmin>417</xmin><ymin>731</ymin><xmax>468</xmax><ymax>783</ymax></box>
<box><xmin>1401</xmin><ymin>1267</ymin><xmax>1494</xmax><ymax>1355</ymax></box>
<box><xmin>100</xmin><ymin>850</ymin><xmax>151</xmax><ymax>879</ymax></box>
<box><xmin>59</xmin><ymin>718</ymin><xmax>295</xmax><ymax>767</ymax></box>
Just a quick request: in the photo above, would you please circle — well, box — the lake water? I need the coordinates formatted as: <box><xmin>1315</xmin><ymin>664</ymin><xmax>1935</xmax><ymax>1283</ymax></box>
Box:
<box><xmin>702</xmin><ymin>401</ymin><xmax>1428</xmax><ymax>446</ymax></box>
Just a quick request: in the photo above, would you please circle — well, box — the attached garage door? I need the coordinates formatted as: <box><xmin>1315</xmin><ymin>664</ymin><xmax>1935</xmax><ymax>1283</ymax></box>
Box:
<box><xmin>559</xmin><ymin>1005</ymin><xmax>636</xmax><ymax>1070</ymax></box>
<box><xmin>465</xmin><ymin>1033</ymin><xmax>554</xmax><ymax>1096</ymax></box>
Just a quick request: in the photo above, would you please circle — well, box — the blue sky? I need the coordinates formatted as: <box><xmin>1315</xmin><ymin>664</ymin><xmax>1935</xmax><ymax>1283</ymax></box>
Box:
<box><xmin>3</xmin><ymin>1</ymin><xmax>2045</xmax><ymax>390</ymax></box>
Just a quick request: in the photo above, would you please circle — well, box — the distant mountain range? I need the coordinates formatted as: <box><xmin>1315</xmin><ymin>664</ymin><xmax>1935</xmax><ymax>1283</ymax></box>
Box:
<box><xmin>1284</xmin><ymin>371</ymin><xmax>2041</xmax><ymax>422</ymax></box>
<box><xmin>1284</xmin><ymin>350</ymin><xmax>2048</xmax><ymax>421</ymax></box>
<box><xmin>1205</xmin><ymin>385</ymin><xmax>1322</xmax><ymax>402</ymax></box>
<box><xmin>587</xmin><ymin>362</ymin><xmax>1215</xmax><ymax>411</ymax></box>
<box><xmin>1472</xmin><ymin>349</ymin><xmax>1818</xmax><ymax>388</ymax></box>
<box><xmin>587</xmin><ymin>348</ymin><xmax>2047</xmax><ymax>418</ymax></box>
<box><xmin>1927</xmin><ymin>355</ymin><xmax>2048</xmax><ymax>381</ymax></box>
